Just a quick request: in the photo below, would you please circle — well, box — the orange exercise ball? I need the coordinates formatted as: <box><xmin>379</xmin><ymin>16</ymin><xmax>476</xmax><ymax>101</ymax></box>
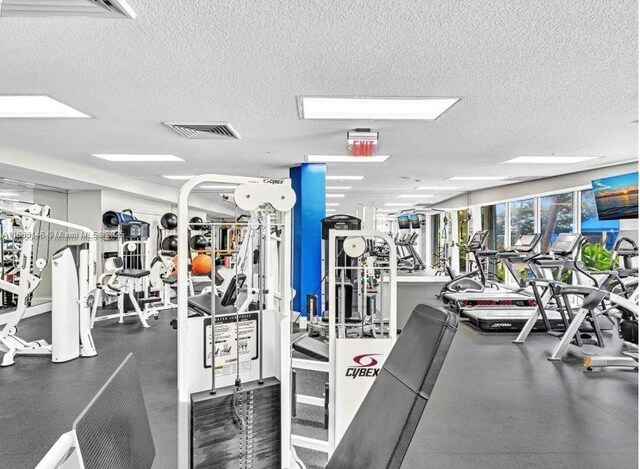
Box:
<box><xmin>191</xmin><ymin>254</ymin><xmax>212</xmax><ymax>275</ymax></box>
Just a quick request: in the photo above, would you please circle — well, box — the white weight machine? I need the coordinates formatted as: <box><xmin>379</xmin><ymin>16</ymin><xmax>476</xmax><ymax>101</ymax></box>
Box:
<box><xmin>0</xmin><ymin>202</ymin><xmax>98</xmax><ymax>367</ymax></box>
<box><xmin>291</xmin><ymin>230</ymin><xmax>398</xmax><ymax>456</ymax></box>
<box><xmin>177</xmin><ymin>175</ymin><xmax>299</xmax><ymax>468</ymax></box>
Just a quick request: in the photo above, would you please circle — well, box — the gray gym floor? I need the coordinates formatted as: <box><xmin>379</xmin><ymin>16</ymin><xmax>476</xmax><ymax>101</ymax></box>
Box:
<box><xmin>0</xmin><ymin>305</ymin><xmax>637</xmax><ymax>469</ymax></box>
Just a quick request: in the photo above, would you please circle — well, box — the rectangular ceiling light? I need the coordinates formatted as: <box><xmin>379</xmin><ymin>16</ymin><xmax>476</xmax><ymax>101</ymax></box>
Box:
<box><xmin>398</xmin><ymin>194</ymin><xmax>434</xmax><ymax>198</ymax></box>
<box><xmin>93</xmin><ymin>154</ymin><xmax>184</xmax><ymax>162</ymax></box>
<box><xmin>326</xmin><ymin>209</ymin><xmax>337</xmax><ymax>212</ymax></box>
<box><xmin>447</xmin><ymin>176</ymin><xmax>508</xmax><ymax>181</ymax></box>
<box><xmin>326</xmin><ymin>203</ymin><xmax>340</xmax><ymax>206</ymax></box>
<box><xmin>0</xmin><ymin>95</ymin><xmax>90</xmax><ymax>118</ymax></box>
<box><xmin>306</xmin><ymin>155</ymin><xmax>390</xmax><ymax>163</ymax></box>
<box><xmin>299</xmin><ymin>96</ymin><xmax>460</xmax><ymax>120</ymax></box>
<box><xmin>0</xmin><ymin>192</ymin><xmax>19</xmax><ymax>197</ymax></box>
<box><xmin>0</xmin><ymin>0</ymin><xmax>137</xmax><ymax>18</ymax></box>
<box><xmin>162</xmin><ymin>175</ymin><xmax>197</xmax><ymax>180</ymax></box>
<box><xmin>326</xmin><ymin>194</ymin><xmax>345</xmax><ymax>198</ymax></box>
<box><xmin>327</xmin><ymin>186</ymin><xmax>352</xmax><ymax>190</ymax></box>
<box><xmin>326</xmin><ymin>175</ymin><xmax>365</xmax><ymax>181</ymax></box>
<box><xmin>502</xmin><ymin>156</ymin><xmax>600</xmax><ymax>164</ymax></box>
<box><xmin>417</xmin><ymin>186</ymin><xmax>462</xmax><ymax>190</ymax></box>
<box><xmin>384</xmin><ymin>203</ymin><xmax>415</xmax><ymax>207</ymax></box>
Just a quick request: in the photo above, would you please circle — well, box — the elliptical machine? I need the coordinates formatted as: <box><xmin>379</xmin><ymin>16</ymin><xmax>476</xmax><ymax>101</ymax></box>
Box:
<box><xmin>439</xmin><ymin>230</ymin><xmax>489</xmax><ymax>295</ymax></box>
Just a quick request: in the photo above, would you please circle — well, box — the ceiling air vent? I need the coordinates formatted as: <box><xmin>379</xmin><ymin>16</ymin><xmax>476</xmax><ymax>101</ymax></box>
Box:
<box><xmin>0</xmin><ymin>0</ymin><xmax>136</xmax><ymax>18</ymax></box>
<box><xmin>164</xmin><ymin>122</ymin><xmax>241</xmax><ymax>140</ymax></box>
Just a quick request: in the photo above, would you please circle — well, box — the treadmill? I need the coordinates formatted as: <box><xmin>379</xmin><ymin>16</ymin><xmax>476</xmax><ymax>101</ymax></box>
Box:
<box><xmin>448</xmin><ymin>233</ymin><xmax>585</xmax><ymax>332</ymax></box>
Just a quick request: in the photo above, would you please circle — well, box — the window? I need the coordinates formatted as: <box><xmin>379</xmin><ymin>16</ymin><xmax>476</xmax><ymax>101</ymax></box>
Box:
<box><xmin>457</xmin><ymin>209</ymin><xmax>470</xmax><ymax>273</ymax></box>
<box><xmin>481</xmin><ymin>203</ymin><xmax>506</xmax><ymax>251</ymax></box>
<box><xmin>430</xmin><ymin>214</ymin><xmax>440</xmax><ymax>267</ymax></box>
<box><xmin>509</xmin><ymin>198</ymin><xmax>535</xmax><ymax>245</ymax></box>
<box><xmin>481</xmin><ymin>203</ymin><xmax>506</xmax><ymax>280</ymax></box>
<box><xmin>540</xmin><ymin>192</ymin><xmax>574</xmax><ymax>252</ymax></box>
<box><xmin>580</xmin><ymin>189</ymin><xmax>619</xmax><ymax>270</ymax></box>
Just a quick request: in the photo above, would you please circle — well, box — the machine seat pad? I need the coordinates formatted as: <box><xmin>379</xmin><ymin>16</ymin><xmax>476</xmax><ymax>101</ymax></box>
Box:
<box><xmin>292</xmin><ymin>336</ymin><xmax>329</xmax><ymax>362</ymax></box>
<box><xmin>138</xmin><ymin>297</ymin><xmax>163</xmax><ymax>306</ymax></box>
<box><xmin>188</xmin><ymin>292</ymin><xmax>237</xmax><ymax>316</ymax></box>
<box><xmin>163</xmin><ymin>275</ymin><xmax>178</xmax><ymax>285</ymax></box>
<box><xmin>117</xmin><ymin>269</ymin><xmax>150</xmax><ymax>279</ymax></box>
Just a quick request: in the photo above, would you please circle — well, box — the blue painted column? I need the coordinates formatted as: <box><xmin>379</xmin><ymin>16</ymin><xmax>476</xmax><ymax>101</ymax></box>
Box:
<box><xmin>290</xmin><ymin>163</ymin><xmax>326</xmax><ymax>317</ymax></box>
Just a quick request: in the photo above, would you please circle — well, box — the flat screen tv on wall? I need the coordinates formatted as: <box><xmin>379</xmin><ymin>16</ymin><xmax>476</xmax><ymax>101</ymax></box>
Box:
<box><xmin>397</xmin><ymin>215</ymin><xmax>410</xmax><ymax>229</ymax></box>
<box><xmin>409</xmin><ymin>213</ymin><xmax>421</xmax><ymax>229</ymax></box>
<box><xmin>591</xmin><ymin>172</ymin><xmax>638</xmax><ymax>220</ymax></box>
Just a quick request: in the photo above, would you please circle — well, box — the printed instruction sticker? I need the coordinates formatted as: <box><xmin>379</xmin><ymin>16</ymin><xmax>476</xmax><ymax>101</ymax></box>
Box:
<box><xmin>203</xmin><ymin>312</ymin><xmax>259</xmax><ymax>376</ymax></box>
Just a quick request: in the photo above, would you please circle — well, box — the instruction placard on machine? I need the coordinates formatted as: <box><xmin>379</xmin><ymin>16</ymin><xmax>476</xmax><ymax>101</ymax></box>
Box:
<box><xmin>203</xmin><ymin>312</ymin><xmax>259</xmax><ymax>376</ymax></box>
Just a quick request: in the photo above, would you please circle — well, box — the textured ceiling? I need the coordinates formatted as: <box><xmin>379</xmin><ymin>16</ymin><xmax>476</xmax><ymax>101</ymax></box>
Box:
<box><xmin>0</xmin><ymin>0</ymin><xmax>637</xmax><ymax>213</ymax></box>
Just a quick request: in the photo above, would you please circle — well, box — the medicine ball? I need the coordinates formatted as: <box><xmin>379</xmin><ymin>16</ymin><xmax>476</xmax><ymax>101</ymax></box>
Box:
<box><xmin>161</xmin><ymin>235</ymin><xmax>179</xmax><ymax>251</ymax></box>
<box><xmin>190</xmin><ymin>234</ymin><xmax>208</xmax><ymax>250</ymax></box>
<box><xmin>191</xmin><ymin>254</ymin><xmax>212</xmax><ymax>275</ymax></box>
<box><xmin>161</xmin><ymin>212</ymin><xmax>178</xmax><ymax>230</ymax></box>
<box><xmin>190</xmin><ymin>216</ymin><xmax>205</xmax><ymax>230</ymax></box>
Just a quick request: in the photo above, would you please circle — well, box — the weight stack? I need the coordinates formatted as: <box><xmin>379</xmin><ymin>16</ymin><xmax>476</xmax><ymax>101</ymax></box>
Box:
<box><xmin>191</xmin><ymin>377</ymin><xmax>281</xmax><ymax>468</ymax></box>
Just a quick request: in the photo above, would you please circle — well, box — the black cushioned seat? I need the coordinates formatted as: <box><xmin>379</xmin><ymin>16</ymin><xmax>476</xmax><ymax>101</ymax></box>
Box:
<box><xmin>188</xmin><ymin>292</ymin><xmax>237</xmax><ymax>316</ymax></box>
<box><xmin>326</xmin><ymin>303</ymin><xmax>458</xmax><ymax>469</ymax></box>
<box><xmin>116</xmin><ymin>268</ymin><xmax>150</xmax><ymax>279</ymax></box>
<box><xmin>162</xmin><ymin>275</ymin><xmax>177</xmax><ymax>285</ymax></box>
<box><xmin>292</xmin><ymin>336</ymin><xmax>329</xmax><ymax>362</ymax></box>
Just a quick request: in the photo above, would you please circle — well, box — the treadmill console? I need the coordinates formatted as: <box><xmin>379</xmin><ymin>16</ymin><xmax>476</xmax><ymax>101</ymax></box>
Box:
<box><xmin>550</xmin><ymin>233</ymin><xmax>582</xmax><ymax>256</ymax></box>
<box><xmin>467</xmin><ymin>230</ymin><xmax>489</xmax><ymax>251</ymax></box>
<box><xmin>513</xmin><ymin>233</ymin><xmax>542</xmax><ymax>253</ymax></box>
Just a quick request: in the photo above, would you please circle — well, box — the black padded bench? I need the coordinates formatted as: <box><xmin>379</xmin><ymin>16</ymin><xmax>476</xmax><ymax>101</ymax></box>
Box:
<box><xmin>326</xmin><ymin>303</ymin><xmax>458</xmax><ymax>469</ymax></box>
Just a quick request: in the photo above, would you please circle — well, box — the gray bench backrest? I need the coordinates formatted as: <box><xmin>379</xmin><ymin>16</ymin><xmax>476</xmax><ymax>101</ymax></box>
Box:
<box><xmin>327</xmin><ymin>303</ymin><xmax>458</xmax><ymax>469</ymax></box>
<box><xmin>73</xmin><ymin>354</ymin><xmax>155</xmax><ymax>469</ymax></box>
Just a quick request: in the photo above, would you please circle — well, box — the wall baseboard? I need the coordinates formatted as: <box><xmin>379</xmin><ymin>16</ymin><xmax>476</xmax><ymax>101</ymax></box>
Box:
<box><xmin>0</xmin><ymin>300</ymin><xmax>52</xmax><ymax>326</ymax></box>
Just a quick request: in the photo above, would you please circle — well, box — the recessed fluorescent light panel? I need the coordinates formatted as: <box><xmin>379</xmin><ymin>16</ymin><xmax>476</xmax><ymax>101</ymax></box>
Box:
<box><xmin>306</xmin><ymin>155</ymin><xmax>390</xmax><ymax>163</ymax></box>
<box><xmin>417</xmin><ymin>186</ymin><xmax>462</xmax><ymax>191</ymax></box>
<box><xmin>0</xmin><ymin>192</ymin><xmax>19</xmax><ymax>197</ymax></box>
<box><xmin>384</xmin><ymin>203</ymin><xmax>415</xmax><ymax>207</ymax></box>
<box><xmin>326</xmin><ymin>194</ymin><xmax>345</xmax><ymax>198</ymax></box>
<box><xmin>162</xmin><ymin>175</ymin><xmax>197</xmax><ymax>180</ymax></box>
<box><xmin>398</xmin><ymin>194</ymin><xmax>434</xmax><ymax>198</ymax></box>
<box><xmin>503</xmin><ymin>156</ymin><xmax>600</xmax><ymax>164</ymax></box>
<box><xmin>447</xmin><ymin>176</ymin><xmax>508</xmax><ymax>181</ymax></box>
<box><xmin>326</xmin><ymin>176</ymin><xmax>365</xmax><ymax>181</ymax></box>
<box><xmin>326</xmin><ymin>203</ymin><xmax>340</xmax><ymax>206</ymax></box>
<box><xmin>299</xmin><ymin>97</ymin><xmax>460</xmax><ymax>120</ymax></box>
<box><xmin>93</xmin><ymin>154</ymin><xmax>184</xmax><ymax>162</ymax></box>
<box><xmin>327</xmin><ymin>186</ymin><xmax>352</xmax><ymax>190</ymax></box>
<box><xmin>0</xmin><ymin>95</ymin><xmax>90</xmax><ymax>118</ymax></box>
<box><xmin>326</xmin><ymin>209</ymin><xmax>337</xmax><ymax>212</ymax></box>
